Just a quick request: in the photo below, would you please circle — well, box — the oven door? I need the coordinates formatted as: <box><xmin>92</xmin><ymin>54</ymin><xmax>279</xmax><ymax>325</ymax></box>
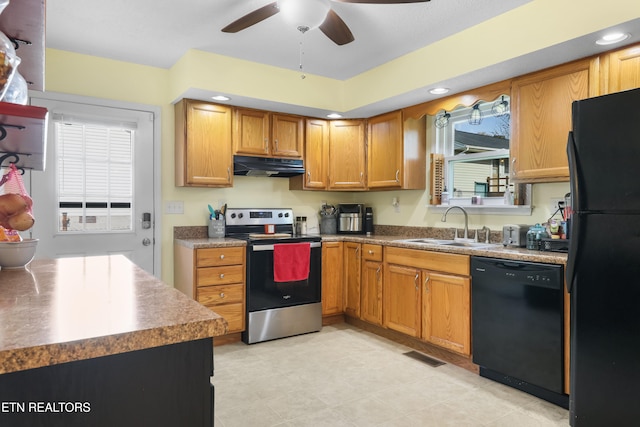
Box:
<box><xmin>247</xmin><ymin>241</ymin><xmax>322</xmax><ymax>312</ymax></box>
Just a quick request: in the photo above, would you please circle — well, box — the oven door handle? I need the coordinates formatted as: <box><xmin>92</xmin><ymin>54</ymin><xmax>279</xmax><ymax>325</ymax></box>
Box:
<box><xmin>252</xmin><ymin>241</ymin><xmax>322</xmax><ymax>251</ymax></box>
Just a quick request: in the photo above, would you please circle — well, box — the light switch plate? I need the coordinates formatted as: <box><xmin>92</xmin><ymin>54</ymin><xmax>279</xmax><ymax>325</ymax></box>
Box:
<box><xmin>165</xmin><ymin>201</ymin><xmax>184</xmax><ymax>214</ymax></box>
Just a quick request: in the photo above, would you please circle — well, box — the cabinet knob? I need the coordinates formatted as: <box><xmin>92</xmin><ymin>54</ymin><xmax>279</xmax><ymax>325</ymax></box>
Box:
<box><xmin>220</xmin><ymin>254</ymin><xmax>225</xmax><ymax>259</ymax></box>
<box><xmin>219</xmin><ymin>292</ymin><xmax>225</xmax><ymax>298</ymax></box>
<box><xmin>219</xmin><ymin>273</ymin><xmax>225</xmax><ymax>279</ymax></box>
<box><xmin>368</xmin><ymin>250</ymin><xmax>374</xmax><ymax>254</ymax></box>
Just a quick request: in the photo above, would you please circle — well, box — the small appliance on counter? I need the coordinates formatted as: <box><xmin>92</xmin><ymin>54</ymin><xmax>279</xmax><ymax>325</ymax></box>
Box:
<box><xmin>364</xmin><ymin>207</ymin><xmax>374</xmax><ymax>236</ymax></box>
<box><xmin>337</xmin><ymin>204</ymin><xmax>364</xmax><ymax>234</ymax></box>
<box><xmin>502</xmin><ymin>224</ymin><xmax>530</xmax><ymax>247</ymax></box>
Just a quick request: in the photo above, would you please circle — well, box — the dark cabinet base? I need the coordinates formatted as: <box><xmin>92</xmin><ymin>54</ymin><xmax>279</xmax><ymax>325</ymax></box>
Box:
<box><xmin>0</xmin><ymin>338</ymin><xmax>214</xmax><ymax>427</ymax></box>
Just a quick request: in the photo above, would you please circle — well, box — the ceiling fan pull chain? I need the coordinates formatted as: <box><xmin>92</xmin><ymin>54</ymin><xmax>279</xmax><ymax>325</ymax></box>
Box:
<box><xmin>298</xmin><ymin>25</ymin><xmax>309</xmax><ymax>80</ymax></box>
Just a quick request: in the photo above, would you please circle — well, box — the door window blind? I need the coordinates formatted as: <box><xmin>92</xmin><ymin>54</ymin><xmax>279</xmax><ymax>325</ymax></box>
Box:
<box><xmin>54</xmin><ymin>120</ymin><xmax>134</xmax><ymax>233</ymax></box>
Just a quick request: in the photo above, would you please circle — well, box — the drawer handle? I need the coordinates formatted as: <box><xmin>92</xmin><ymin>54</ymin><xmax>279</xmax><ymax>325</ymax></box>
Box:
<box><xmin>219</xmin><ymin>292</ymin><xmax>225</xmax><ymax>298</ymax></box>
<box><xmin>219</xmin><ymin>273</ymin><xmax>225</xmax><ymax>279</ymax></box>
<box><xmin>220</xmin><ymin>254</ymin><xmax>225</xmax><ymax>259</ymax></box>
<box><xmin>368</xmin><ymin>250</ymin><xmax>374</xmax><ymax>255</ymax></box>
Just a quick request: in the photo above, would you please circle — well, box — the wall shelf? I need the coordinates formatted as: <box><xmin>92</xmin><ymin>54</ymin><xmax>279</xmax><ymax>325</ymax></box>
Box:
<box><xmin>0</xmin><ymin>103</ymin><xmax>48</xmax><ymax>171</ymax></box>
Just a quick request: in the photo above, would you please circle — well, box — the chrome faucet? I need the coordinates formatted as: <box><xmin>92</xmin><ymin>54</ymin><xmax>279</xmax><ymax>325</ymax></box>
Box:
<box><xmin>441</xmin><ymin>205</ymin><xmax>469</xmax><ymax>240</ymax></box>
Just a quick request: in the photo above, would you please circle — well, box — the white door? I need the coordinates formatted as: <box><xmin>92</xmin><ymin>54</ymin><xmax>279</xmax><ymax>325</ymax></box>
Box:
<box><xmin>27</xmin><ymin>96</ymin><xmax>156</xmax><ymax>275</ymax></box>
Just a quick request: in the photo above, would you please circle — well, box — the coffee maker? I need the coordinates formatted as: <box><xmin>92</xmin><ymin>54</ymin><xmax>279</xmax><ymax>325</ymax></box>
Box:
<box><xmin>337</xmin><ymin>204</ymin><xmax>364</xmax><ymax>234</ymax></box>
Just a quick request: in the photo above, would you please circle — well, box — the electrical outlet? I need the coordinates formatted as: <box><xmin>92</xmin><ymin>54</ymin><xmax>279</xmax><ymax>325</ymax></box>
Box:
<box><xmin>165</xmin><ymin>201</ymin><xmax>184</xmax><ymax>214</ymax></box>
<box><xmin>549</xmin><ymin>197</ymin><xmax>564</xmax><ymax>213</ymax></box>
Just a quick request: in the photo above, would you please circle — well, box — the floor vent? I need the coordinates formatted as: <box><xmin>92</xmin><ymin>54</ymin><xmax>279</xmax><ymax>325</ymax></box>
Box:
<box><xmin>403</xmin><ymin>351</ymin><xmax>445</xmax><ymax>367</ymax></box>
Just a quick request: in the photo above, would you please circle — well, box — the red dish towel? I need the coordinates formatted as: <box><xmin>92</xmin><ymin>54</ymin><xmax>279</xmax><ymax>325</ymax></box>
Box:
<box><xmin>273</xmin><ymin>242</ymin><xmax>311</xmax><ymax>282</ymax></box>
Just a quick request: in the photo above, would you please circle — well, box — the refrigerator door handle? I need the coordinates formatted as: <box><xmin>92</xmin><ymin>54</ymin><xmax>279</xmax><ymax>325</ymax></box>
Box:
<box><xmin>567</xmin><ymin>131</ymin><xmax>580</xmax><ymax>212</ymax></box>
<box><xmin>565</xmin><ymin>214</ymin><xmax>581</xmax><ymax>293</ymax></box>
<box><xmin>566</xmin><ymin>131</ymin><xmax>580</xmax><ymax>293</ymax></box>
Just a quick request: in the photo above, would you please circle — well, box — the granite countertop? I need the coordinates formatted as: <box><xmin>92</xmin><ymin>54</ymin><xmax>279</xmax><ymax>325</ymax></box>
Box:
<box><xmin>0</xmin><ymin>255</ymin><xmax>228</xmax><ymax>375</ymax></box>
<box><xmin>174</xmin><ymin>227</ymin><xmax>566</xmax><ymax>265</ymax></box>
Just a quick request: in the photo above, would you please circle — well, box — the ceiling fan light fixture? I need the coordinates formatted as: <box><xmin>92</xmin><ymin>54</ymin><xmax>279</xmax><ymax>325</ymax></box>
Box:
<box><xmin>278</xmin><ymin>0</ymin><xmax>331</xmax><ymax>31</ymax></box>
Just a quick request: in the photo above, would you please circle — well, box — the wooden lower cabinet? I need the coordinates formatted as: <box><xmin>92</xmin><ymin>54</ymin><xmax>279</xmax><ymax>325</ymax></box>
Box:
<box><xmin>174</xmin><ymin>244</ymin><xmax>246</xmax><ymax>336</ymax></box>
<box><xmin>360</xmin><ymin>244</ymin><xmax>383</xmax><ymax>325</ymax></box>
<box><xmin>384</xmin><ymin>246</ymin><xmax>471</xmax><ymax>355</ymax></box>
<box><xmin>343</xmin><ymin>242</ymin><xmax>362</xmax><ymax>318</ymax></box>
<box><xmin>422</xmin><ymin>272</ymin><xmax>471</xmax><ymax>355</ymax></box>
<box><xmin>383</xmin><ymin>263</ymin><xmax>422</xmax><ymax>337</ymax></box>
<box><xmin>321</xmin><ymin>241</ymin><xmax>344</xmax><ymax>316</ymax></box>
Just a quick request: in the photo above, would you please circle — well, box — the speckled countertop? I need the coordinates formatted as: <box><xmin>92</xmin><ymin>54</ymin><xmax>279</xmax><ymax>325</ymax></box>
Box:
<box><xmin>0</xmin><ymin>255</ymin><xmax>228</xmax><ymax>375</ymax></box>
<box><xmin>174</xmin><ymin>225</ymin><xmax>566</xmax><ymax>265</ymax></box>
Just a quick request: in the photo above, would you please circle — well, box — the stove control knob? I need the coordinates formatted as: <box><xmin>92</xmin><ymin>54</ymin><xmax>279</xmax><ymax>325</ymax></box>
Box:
<box><xmin>284</xmin><ymin>212</ymin><xmax>289</xmax><ymax>217</ymax></box>
<box><xmin>278</xmin><ymin>213</ymin><xmax>283</xmax><ymax>218</ymax></box>
<box><xmin>230</xmin><ymin>213</ymin><xmax>236</xmax><ymax>219</ymax></box>
<box><xmin>238</xmin><ymin>213</ymin><xmax>243</xmax><ymax>218</ymax></box>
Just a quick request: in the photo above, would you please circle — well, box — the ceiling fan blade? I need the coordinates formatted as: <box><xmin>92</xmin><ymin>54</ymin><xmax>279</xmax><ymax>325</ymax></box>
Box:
<box><xmin>334</xmin><ymin>0</ymin><xmax>430</xmax><ymax>3</ymax></box>
<box><xmin>221</xmin><ymin>2</ymin><xmax>280</xmax><ymax>33</ymax></box>
<box><xmin>319</xmin><ymin>9</ymin><xmax>355</xmax><ymax>46</ymax></box>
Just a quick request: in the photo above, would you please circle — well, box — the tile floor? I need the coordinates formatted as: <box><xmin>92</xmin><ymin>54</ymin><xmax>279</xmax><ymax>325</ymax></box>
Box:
<box><xmin>212</xmin><ymin>323</ymin><xmax>570</xmax><ymax>427</ymax></box>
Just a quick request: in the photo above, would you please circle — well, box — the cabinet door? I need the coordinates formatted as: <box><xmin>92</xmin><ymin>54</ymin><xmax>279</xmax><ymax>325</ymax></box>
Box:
<box><xmin>303</xmin><ymin>119</ymin><xmax>329</xmax><ymax>189</ymax></box>
<box><xmin>272</xmin><ymin>114</ymin><xmax>304</xmax><ymax>158</ymax></box>
<box><xmin>321</xmin><ymin>241</ymin><xmax>343</xmax><ymax>316</ymax></box>
<box><xmin>175</xmin><ymin>100</ymin><xmax>233</xmax><ymax>187</ymax></box>
<box><xmin>328</xmin><ymin>120</ymin><xmax>366</xmax><ymax>190</ymax></box>
<box><xmin>361</xmin><ymin>260</ymin><xmax>383</xmax><ymax>325</ymax></box>
<box><xmin>367</xmin><ymin>111</ymin><xmax>403</xmax><ymax>189</ymax></box>
<box><xmin>604</xmin><ymin>43</ymin><xmax>640</xmax><ymax>93</ymax></box>
<box><xmin>234</xmin><ymin>108</ymin><xmax>270</xmax><ymax>156</ymax></box>
<box><xmin>422</xmin><ymin>272</ymin><xmax>471</xmax><ymax>355</ymax></box>
<box><xmin>343</xmin><ymin>242</ymin><xmax>361</xmax><ymax>318</ymax></box>
<box><xmin>383</xmin><ymin>264</ymin><xmax>421</xmax><ymax>337</ymax></box>
<box><xmin>510</xmin><ymin>58</ymin><xmax>596</xmax><ymax>182</ymax></box>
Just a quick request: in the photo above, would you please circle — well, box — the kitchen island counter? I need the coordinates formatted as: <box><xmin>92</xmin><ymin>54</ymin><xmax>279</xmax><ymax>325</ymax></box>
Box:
<box><xmin>0</xmin><ymin>255</ymin><xmax>227</xmax><ymax>375</ymax></box>
<box><xmin>0</xmin><ymin>255</ymin><xmax>224</xmax><ymax>426</ymax></box>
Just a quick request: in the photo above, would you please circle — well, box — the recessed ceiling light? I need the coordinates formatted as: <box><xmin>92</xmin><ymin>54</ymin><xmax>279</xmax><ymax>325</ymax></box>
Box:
<box><xmin>596</xmin><ymin>32</ymin><xmax>630</xmax><ymax>45</ymax></box>
<box><xmin>327</xmin><ymin>113</ymin><xmax>342</xmax><ymax>119</ymax></box>
<box><xmin>429</xmin><ymin>87</ymin><xmax>450</xmax><ymax>95</ymax></box>
<box><xmin>211</xmin><ymin>95</ymin><xmax>231</xmax><ymax>101</ymax></box>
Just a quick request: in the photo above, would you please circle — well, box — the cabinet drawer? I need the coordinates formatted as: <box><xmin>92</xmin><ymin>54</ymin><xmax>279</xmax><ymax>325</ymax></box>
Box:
<box><xmin>385</xmin><ymin>246</ymin><xmax>469</xmax><ymax>276</ymax></box>
<box><xmin>362</xmin><ymin>244</ymin><xmax>383</xmax><ymax>261</ymax></box>
<box><xmin>196</xmin><ymin>247</ymin><xmax>244</xmax><ymax>267</ymax></box>
<box><xmin>197</xmin><ymin>284</ymin><xmax>244</xmax><ymax>305</ymax></box>
<box><xmin>207</xmin><ymin>302</ymin><xmax>245</xmax><ymax>333</ymax></box>
<box><xmin>197</xmin><ymin>265</ymin><xmax>244</xmax><ymax>286</ymax></box>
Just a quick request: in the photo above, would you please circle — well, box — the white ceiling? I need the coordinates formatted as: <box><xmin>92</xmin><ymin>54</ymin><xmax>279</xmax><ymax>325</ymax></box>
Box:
<box><xmin>45</xmin><ymin>0</ymin><xmax>640</xmax><ymax>117</ymax></box>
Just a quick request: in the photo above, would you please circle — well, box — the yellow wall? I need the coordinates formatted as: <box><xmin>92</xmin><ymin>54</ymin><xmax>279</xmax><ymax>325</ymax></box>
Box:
<box><xmin>42</xmin><ymin>0</ymin><xmax>638</xmax><ymax>283</ymax></box>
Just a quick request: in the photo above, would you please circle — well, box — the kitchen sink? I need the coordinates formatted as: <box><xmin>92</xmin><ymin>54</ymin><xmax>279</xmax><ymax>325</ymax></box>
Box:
<box><xmin>395</xmin><ymin>238</ymin><xmax>499</xmax><ymax>249</ymax></box>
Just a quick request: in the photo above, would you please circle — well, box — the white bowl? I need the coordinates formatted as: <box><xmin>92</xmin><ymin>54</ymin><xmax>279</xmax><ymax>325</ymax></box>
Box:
<box><xmin>0</xmin><ymin>239</ymin><xmax>38</xmax><ymax>269</ymax></box>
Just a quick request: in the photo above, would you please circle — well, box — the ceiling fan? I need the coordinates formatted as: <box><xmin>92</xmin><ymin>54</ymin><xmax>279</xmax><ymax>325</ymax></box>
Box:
<box><xmin>222</xmin><ymin>0</ymin><xmax>431</xmax><ymax>46</ymax></box>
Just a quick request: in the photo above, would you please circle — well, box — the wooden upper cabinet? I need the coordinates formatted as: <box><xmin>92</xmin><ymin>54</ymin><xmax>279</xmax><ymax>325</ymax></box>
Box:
<box><xmin>328</xmin><ymin>119</ymin><xmax>367</xmax><ymax>190</ymax></box>
<box><xmin>272</xmin><ymin>113</ymin><xmax>304</xmax><ymax>157</ymax></box>
<box><xmin>175</xmin><ymin>99</ymin><xmax>233</xmax><ymax>187</ymax></box>
<box><xmin>301</xmin><ymin>118</ymin><xmax>329</xmax><ymax>189</ymax></box>
<box><xmin>233</xmin><ymin>108</ymin><xmax>270</xmax><ymax>156</ymax></box>
<box><xmin>510</xmin><ymin>58</ymin><xmax>598</xmax><ymax>183</ymax></box>
<box><xmin>602</xmin><ymin>43</ymin><xmax>640</xmax><ymax>94</ymax></box>
<box><xmin>233</xmin><ymin>108</ymin><xmax>303</xmax><ymax>158</ymax></box>
<box><xmin>367</xmin><ymin>111</ymin><xmax>403</xmax><ymax>189</ymax></box>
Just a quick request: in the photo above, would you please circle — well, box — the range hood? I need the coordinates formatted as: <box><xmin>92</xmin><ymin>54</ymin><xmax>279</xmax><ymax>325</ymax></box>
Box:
<box><xmin>233</xmin><ymin>155</ymin><xmax>305</xmax><ymax>177</ymax></box>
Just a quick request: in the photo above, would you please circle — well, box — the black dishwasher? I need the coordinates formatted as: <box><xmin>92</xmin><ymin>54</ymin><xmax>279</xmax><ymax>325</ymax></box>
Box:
<box><xmin>471</xmin><ymin>256</ymin><xmax>568</xmax><ymax>408</ymax></box>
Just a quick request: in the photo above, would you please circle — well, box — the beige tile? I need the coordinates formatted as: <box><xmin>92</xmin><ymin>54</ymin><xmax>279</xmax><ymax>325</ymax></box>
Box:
<box><xmin>212</xmin><ymin>324</ymin><xmax>569</xmax><ymax>427</ymax></box>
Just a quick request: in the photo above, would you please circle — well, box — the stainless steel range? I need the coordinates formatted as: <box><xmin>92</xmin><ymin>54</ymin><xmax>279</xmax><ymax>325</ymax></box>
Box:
<box><xmin>225</xmin><ymin>208</ymin><xmax>322</xmax><ymax>344</ymax></box>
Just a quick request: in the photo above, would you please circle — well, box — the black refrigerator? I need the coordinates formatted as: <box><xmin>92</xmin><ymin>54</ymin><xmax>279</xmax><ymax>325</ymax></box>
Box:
<box><xmin>566</xmin><ymin>87</ymin><xmax>640</xmax><ymax>427</ymax></box>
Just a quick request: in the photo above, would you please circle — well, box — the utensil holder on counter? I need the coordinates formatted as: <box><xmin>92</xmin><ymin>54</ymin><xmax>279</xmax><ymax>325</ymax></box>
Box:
<box><xmin>208</xmin><ymin>218</ymin><xmax>225</xmax><ymax>238</ymax></box>
<box><xmin>320</xmin><ymin>215</ymin><xmax>337</xmax><ymax>235</ymax></box>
